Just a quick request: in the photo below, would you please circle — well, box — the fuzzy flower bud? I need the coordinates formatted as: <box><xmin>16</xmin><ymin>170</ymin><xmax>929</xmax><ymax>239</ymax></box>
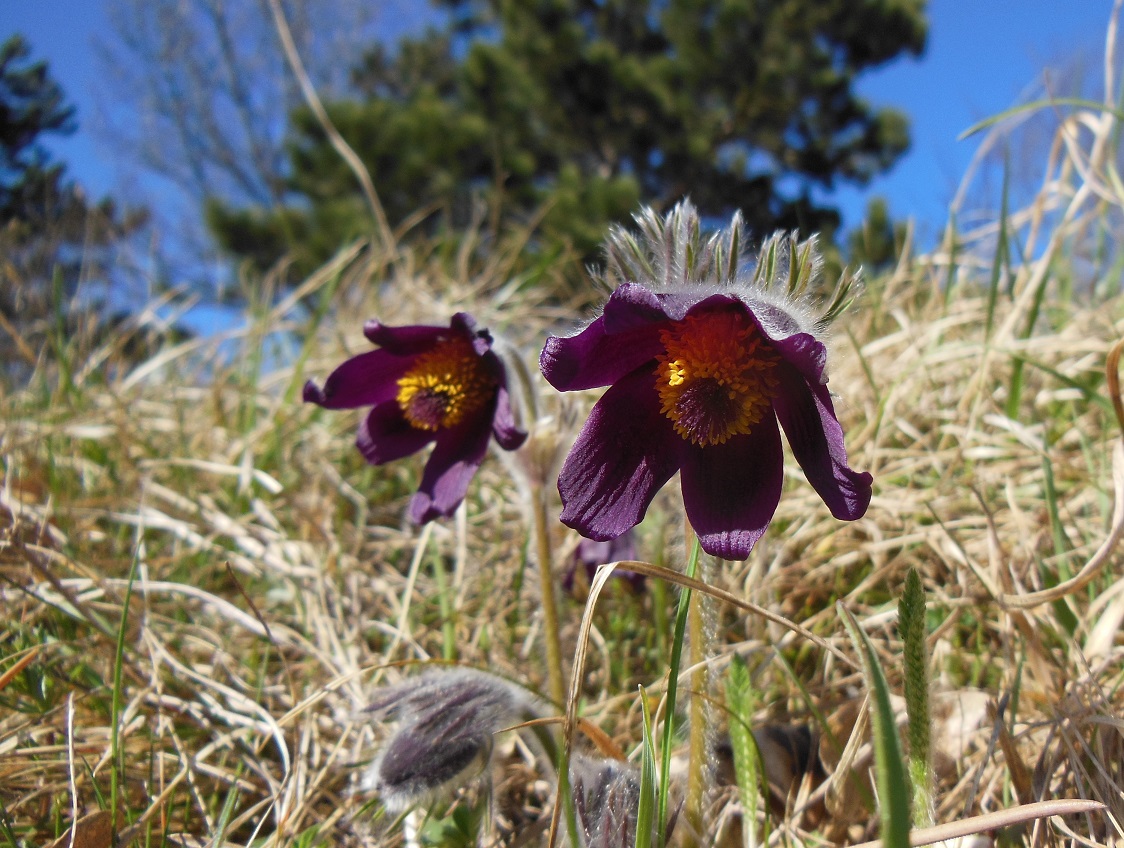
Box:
<box><xmin>362</xmin><ymin>668</ymin><xmax>538</xmax><ymax>811</ymax></box>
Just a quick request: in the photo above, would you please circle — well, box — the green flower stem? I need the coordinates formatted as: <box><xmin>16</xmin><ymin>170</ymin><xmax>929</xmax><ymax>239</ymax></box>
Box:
<box><xmin>531</xmin><ymin>482</ymin><xmax>567</xmax><ymax>707</ymax></box>
<box><xmin>431</xmin><ymin>547</ymin><xmax>457</xmax><ymax>662</ymax></box>
<box><xmin>111</xmin><ymin>546</ymin><xmax>141</xmax><ymax>824</ymax></box>
<box><xmin>657</xmin><ymin>535</ymin><xmax>702</xmax><ymax>845</ymax></box>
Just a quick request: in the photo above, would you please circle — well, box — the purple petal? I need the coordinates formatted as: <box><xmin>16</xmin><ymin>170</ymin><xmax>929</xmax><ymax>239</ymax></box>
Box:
<box><xmin>575</xmin><ymin>538</ymin><xmax>615</xmax><ymax>568</ymax></box>
<box><xmin>584</xmin><ymin>532</ymin><xmax>643</xmax><ymax>589</ymax></box>
<box><xmin>564</xmin><ymin>531</ymin><xmax>644</xmax><ymax>595</ymax></box>
<box><xmin>557</xmin><ymin>366</ymin><xmax>681</xmax><ymax>540</ymax></box>
<box><xmin>362</xmin><ymin>319</ymin><xmax>462</xmax><ymax>353</ymax></box>
<box><xmin>491</xmin><ymin>385</ymin><xmax>528</xmax><ymax>451</ymax></box>
<box><xmin>303</xmin><ymin>349</ymin><xmax>414</xmax><ymax>409</ymax></box>
<box><xmin>541</xmin><ymin>284</ymin><xmax>671</xmax><ymax>391</ymax></box>
<box><xmin>603</xmin><ymin>530</ymin><xmax>638</xmax><ymax>563</ymax></box>
<box><xmin>541</xmin><ymin>287</ymin><xmax>751</xmax><ymax>392</ymax></box>
<box><xmin>741</xmin><ymin>296</ymin><xmax>808</xmax><ymax>342</ymax></box>
<box><xmin>464</xmin><ymin>325</ymin><xmax>495</xmax><ymax>359</ymax></box>
<box><xmin>574</xmin><ymin>530</ymin><xmax>638</xmax><ymax>570</ymax></box>
<box><xmin>449</xmin><ymin>312</ymin><xmax>479</xmax><ymax>335</ymax></box>
<box><xmin>672</xmin><ymin>291</ymin><xmax>747</xmax><ymax>322</ymax></box>
<box><xmin>357</xmin><ymin>401</ymin><xmax>434</xmax><ymax>465</ymax></box>
<box><xmin>678</xmin><ymin>417</ymin><xmax>785</xmax><ymax>560</ymax></box>
<box><xmin>771</xmin><ymin>362</ymin><xmax>872</xmax><ymax>521</ymax></box>
<box><xmin>409</xmin><ymin>409</ymin><xmax>494</xmax><ymax>523</ymax></box>
<box><xmin>601</xmin><ymin>283</ymin><xmax>675</xmax><ymax>330</ymax></box>
<box><xmin>767</xmin><ymin>331</ymin><xmax>828</xmax><ymax>386</ymax></box>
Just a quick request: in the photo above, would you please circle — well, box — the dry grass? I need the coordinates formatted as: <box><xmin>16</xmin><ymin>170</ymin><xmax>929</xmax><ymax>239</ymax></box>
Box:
<box><xmin>3</xmin><ymin>224</ymin><xmax>1123</xmax><ymax>847</ymax></box>
<box><xmin>7</xmin><ymin>14</ymin><xmax>1124</xmax><ymax>848</ymax></box>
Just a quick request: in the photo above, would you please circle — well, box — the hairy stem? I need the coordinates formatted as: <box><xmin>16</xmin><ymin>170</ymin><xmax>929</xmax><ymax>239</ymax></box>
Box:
<box><xmin>685</xmin><ymin>559</ymin><xmax>709</xmax><ymax>844</ymax></box>
<box><xmin>658</xmin><ymin>536</ymin><xmax>701</xmax><ymax>845</ymax></box>
<box><xmin>531</xmin><ymin>483</ymin><xmax>567</xmax><ymax>706</ymax></box>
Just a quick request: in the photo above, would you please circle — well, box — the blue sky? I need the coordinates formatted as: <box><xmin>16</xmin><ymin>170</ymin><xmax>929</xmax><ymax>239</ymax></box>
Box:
<box><xmin>4</xmin><ymin>0</ymin><xmax>1115</xmax><ymax>250</ymax></box>
<box><xmin>835</xmin><ymin>0</ymin><xmax>1112</xmax><ymax>244</ymax></box>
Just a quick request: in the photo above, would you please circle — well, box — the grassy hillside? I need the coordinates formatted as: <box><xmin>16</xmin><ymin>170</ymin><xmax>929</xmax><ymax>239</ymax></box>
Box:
<box><xmin>4</xmin><ymin>30</ymin><xmax>1124</xmax><ymax>848</ymax></box>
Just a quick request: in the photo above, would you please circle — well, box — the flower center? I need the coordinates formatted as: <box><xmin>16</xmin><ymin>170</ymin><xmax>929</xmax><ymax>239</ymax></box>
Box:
<box><xmin>655</xmin><ymin>309</ymin><xmax>780</xmax><ymax>446</ymax></box>
<box><xmin>396</xmin><ymin>337</ymin><xmax>496</xmax><ymax>431</ymax></box>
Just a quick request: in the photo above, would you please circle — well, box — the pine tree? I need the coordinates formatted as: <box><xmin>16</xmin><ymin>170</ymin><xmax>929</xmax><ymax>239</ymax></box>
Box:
<box><xmin>0</xmin><ymin>35</ymin><xmax>146</xmax><ymax>378</ymax></box>
<box><xmin>209</xmin><ymin>0</ymin><xmax>926</xmax><ymax>276</ymax></box>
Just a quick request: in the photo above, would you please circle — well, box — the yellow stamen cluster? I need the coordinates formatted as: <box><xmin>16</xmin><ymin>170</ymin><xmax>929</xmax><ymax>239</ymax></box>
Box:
<box><xmin>655</xmin><ymin>309</ymin><xmax>779</xmax><ymax>446</ymax></box>
<box><xmin>396</xmin><ymin>337</ymin><xmax>495</xmax><ymax>431</ymax></box>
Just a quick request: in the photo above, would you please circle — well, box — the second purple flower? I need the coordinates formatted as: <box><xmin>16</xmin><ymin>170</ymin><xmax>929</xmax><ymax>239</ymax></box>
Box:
<box><xmin>304</xmin><ymin>312</ymin><xmax>527</xmax><ymax>523</ymax></box>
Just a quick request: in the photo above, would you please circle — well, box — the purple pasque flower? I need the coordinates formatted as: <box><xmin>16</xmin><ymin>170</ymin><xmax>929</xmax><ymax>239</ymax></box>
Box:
<box><xmin>562</xmin><ymin>530</ymin><xmax>645</xmax><ymax>597</ymax></box>
<box><xmin>540</xmin><ymin>202</ymin><xmax>872</xmax><ymax>560</ymax></box>
<box><xmin>304</xmin><ymin>313</ymin><xmax>527</xmax><ymax>523</ymax></box>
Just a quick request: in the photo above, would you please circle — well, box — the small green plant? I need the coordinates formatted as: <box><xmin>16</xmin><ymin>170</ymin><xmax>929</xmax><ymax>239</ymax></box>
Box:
<box><xmin>899</xmin><ymin>568</ymin><xmax>934</xmax><ymax>828</ymax></box>
<box><xmin>840</xmin><ymin>604</ymin><xmax>912</xmax><ymax>848</ymax></box>
<box><xmin>636</xmin><ymin>690</ymin><xmax>659</xmax><ymax>848</ymax></box>
<box><xmin>725</xmin><ymin>655</ymin><xmax>764</xmax><ymax>846</ymax></box>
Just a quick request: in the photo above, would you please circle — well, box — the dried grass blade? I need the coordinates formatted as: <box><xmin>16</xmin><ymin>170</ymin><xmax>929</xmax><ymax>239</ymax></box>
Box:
<box><xmin>999</xmin><ymin>439</ymin><xmax>1124</xmax><ymax>608</ymax></box>
<box><xmin>547</xmin><ymin>558</ymin><xmax>621</xmax><ymax>848</ymax></box>
<box><xmin>608</xmin><ymin>560</ymin><xmax>853</xmax><ymax>667</ymax></box>
<box><xmin>0</xmin><ymin>647</ymin><xmax>39</xmax><ymax>693</ymax></box>
<box><xmin>849</xmin><ymin>799</ymin><xmax>1106</xmax><ymax>848</ymax></box>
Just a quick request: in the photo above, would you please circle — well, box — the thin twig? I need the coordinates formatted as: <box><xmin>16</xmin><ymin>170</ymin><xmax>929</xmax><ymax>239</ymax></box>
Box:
<box><xmin>265</xmin><ymin>0</ymin><xmax>395</xmax><ymax>254</ymax></box>
<box><xmin>612</xmin><ymin>560</ymin><xmax>855</xmax><ymax>667</ymax></box>
<box><xmin>997</xmin><ymin>339</ymin><xmax>1124</xmax><ymax>609</ymax></box>
<box><xmin>531</xmin><ymin>482</ymin><xmax>567</xmax><ymax>706</ymax></box>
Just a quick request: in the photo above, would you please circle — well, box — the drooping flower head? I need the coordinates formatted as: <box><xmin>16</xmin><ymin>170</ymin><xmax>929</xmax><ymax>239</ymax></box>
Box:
<box><xmin>304</xmin><ymin>313</ymin><xmax>527</xmax><ymax>523</ymax></box>
<box><xmin>540</xmin><ymin>202</ymin><xmax>872</xmax><ymax>560</ymax></box>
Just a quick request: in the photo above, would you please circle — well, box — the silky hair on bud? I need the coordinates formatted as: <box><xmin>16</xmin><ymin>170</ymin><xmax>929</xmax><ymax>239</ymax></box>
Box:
<box><xmin>571</xmin><ymin>754</ymin><xmax>676</xmax><ymax>847</ymax></box>
<box><xmin>367</xmin><ymin>724</ymin><xmax>494</xmax><ymax>812</ymax></box>
<box><xmin>361</xmin><ymin>668</ymin><xmax>539</xmax><ymax>811</ymax></box>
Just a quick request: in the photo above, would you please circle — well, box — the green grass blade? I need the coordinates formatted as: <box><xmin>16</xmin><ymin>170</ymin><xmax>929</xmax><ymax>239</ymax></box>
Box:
<box><xmin>725</xmin><ymin>655</ymin><xmax>761</xmax><ymax>843</ymax></box>
<box><xmin>942</xmin><ymin>213</ymin><xmax>959</xmax><ymax>310</ymax></box>
<box><xmin>657</xmin><ymin>537</ymin><xmax>701</xmax><ymax>845</ymax></box>
<box><xmin>1006</xmin><ymin>254</ymin><xmax>1052</xmax><ymax>419</ymax></box>
<box><xmin>0</xmin><ymin>797</ymin><xmax>19</xmax><ymax>848</ymax></box>
<box><xmin>985</xmin><ymin>155</ymin><xmax>1010</xmax><ymax>341</ymax></box>
<box><xmin>50</xmin><ymin>265</ymin><xmax>74</xmax><ymax>399</ymax></box>
<box><xmin>110</xmin><ymin>545</ymin><xmax>142</xmax><ymax>823</ymax></box>
<box><xmin>1040</xmin><ymin>455</ymin><xmax>1080</xmax><ymax>635</ymax></box>
<box><xmin>636</xmin><ymin>687</ymin><xmax>658</xmax><ymax>848</ymax></box>
<box><xmin>431</xmin><ymin>548</ymin><xmax>457</xmax><ymax>662</ymax></box>
<box><xmin>211</xmin><ymin>763</ymin><xmax>244</xmax><ymax>845</ymax></box>
<box><xmin>1010</xmin><ymin>355</ymin><xmax>1113</xmax><ymax>413</ymax></box>
<box><xmin>839</xmin><ymin>604</ymin><xmax>912</xmax><ymax>848</ymax></box>
<box><xmin>899</xmin><ymin>569</ymin><xmax>933</xmax><ymax>827</ymax></box>
<box><xmin>959</xmin><ymin>97</ymin><xmax>1124</xmax><ymax>140</ymax></box>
